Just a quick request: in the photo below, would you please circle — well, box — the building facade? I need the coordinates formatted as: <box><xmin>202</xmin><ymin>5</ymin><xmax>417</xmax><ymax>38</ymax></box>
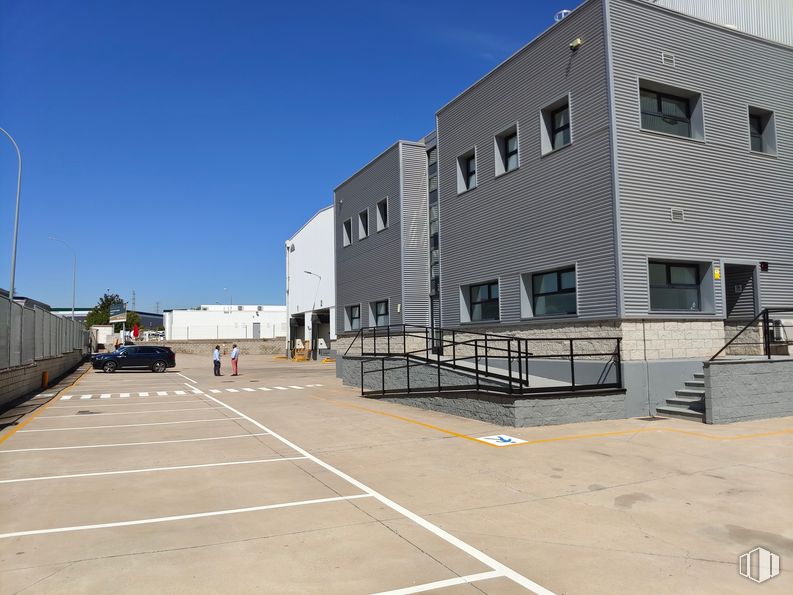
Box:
<box><xmin>333</xmin><ymin>0</ymin><xmax>792</xmax><ymax>419</ymax></box>
<box><xmin>334</xmin><ymin>140</ymin><xmax>430</xmax><ymax>333</ymax></box>
<box><xmin>164</xmin><ymin>305</ymin><xmax>287</xmax><ymax>341</ymax></box>
<box><xmin>286</xmin><ymin>206</ymin><xmax>336</xmax><ymax>356</ymax></box>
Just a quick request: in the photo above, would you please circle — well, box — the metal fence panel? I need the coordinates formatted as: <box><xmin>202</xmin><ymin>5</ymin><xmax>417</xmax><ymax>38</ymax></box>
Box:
<box><xmin>0</xmin><ymin>296</ymin><xmax>9</xmax><ymax>367</ymax></box>
<box><xmin>34</xmin><ymin>307</ymin><xmax>44</xmax><ymax>359</ymax></box>
<box><xmin>10</xmin><ymin>301</ymin><xmax>22</xmax><ymax>367</ymax></box>
<box><xmin>21</xmin><ymin>307</ymin><xmax>35</xmax><ymax>364</ymax></box>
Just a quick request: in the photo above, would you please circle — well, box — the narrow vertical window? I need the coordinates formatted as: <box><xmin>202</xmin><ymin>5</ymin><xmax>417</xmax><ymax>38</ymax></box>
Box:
<box><xmin>358</xmin><ymin>209</ymin><xmax>369</xmax><ymax>239</ymax></box>
<box><xmin>551</xmin><ymin>106</ymin><xmax>571</xmax><ymax>149</ymax></box>
<box><xmin>465</xmin><ymin>155</ymin><xmax>476</xmax><ymax>189</ymax></box>
<box><xmin>748</xmin><ymin>107</ymin><xmax>776</xmax><ymax>155</ymax></box>
<box><xmin>342</xmin><ymin>219</ymin><xmax>352</xmax><ymax>247</ymax></box>
<box><xmin>376</xmin><ymin>199</ymin><xmax>388</xmax><ymax>231</ymax></box>
<box><xmin>373</xmin><ymin>300</ymin><xmax>389</xmax><ymax>326</ymax></box>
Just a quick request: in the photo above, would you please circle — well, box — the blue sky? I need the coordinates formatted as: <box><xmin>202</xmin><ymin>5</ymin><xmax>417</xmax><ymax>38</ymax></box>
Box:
<box><xmin>0</xmin><ymin>0</ymin><xmax>575</xmax><ymax>312</ymax></box>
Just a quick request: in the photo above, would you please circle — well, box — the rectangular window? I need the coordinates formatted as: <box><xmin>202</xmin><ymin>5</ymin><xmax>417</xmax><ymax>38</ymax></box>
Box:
<box><xmin>427</xmin><ymin>147</ymin><xmax>437</xmax><ymax>166</ymax></box>
<box><xmin>374</xmin><ymin>300</ymin><xmax>389</xmax><ymax>327</ymax></box>
<box><xmin>347</xmin><ymin>305</ymin><xmax>360</xmax><ymax>330</ymax></box>
<box><xmin>456</xmin><ymin>150</ymin><xmax>477</xmax><ymax>193</ymax></box>
<box><xmin>465</xmin><ymin>155</ymin><xmax>476</xmax><ymax>189</ymax></box>
<box><xmin>376</xmin><ymin>199</ymin><xmax>388</xmax><ymax>231</ymax></box>
<box><xmin>748</xmin><ymin>107</ymin><xmax>777</xmax><ymax>155</ymax></box>
<box><xmin>532</xmin><ymin>268</ymin><xmax>577</xmax><ymax>316</ymax></box>
<box><xmin>342</xmin><ymin>219</ymin><xmax>352</xmax><ymax>247</ymax></box>
<box><xmin>649</xmin><ymin>261</ymin><xmax>701</xmax><ymax>311</ymax></box>
<box><xmin>541</xmin><ymin>97</ymin><xmax>572</xmax><ymax>154</ymax></box>
<box><xmin>469</xmin><ymin>281</ymin><xmax>499</xmax><ymax>322</ymax></box>
<box><xmin>428</xmin><ymin>175</ymin><xmax>438</xmax><ymax>192</ymax></box>
<box><xmin>504</xmin><ymin>133</ymin><xmax>518</xmax><ymax>171</ymax></box>
<box><xmin>358</xmin><ymin>209</ymin><xmax>369</xmax><ymax>239</ymax></box>
<box><xmin>640</xmin><ymin>89</ymin><xmax>691</xmax><ymax>137</ymax></box>
<box><xmin>495</xmin><ymin>126</ymin><xmax>519</xmax><ymax>176</ymax></box>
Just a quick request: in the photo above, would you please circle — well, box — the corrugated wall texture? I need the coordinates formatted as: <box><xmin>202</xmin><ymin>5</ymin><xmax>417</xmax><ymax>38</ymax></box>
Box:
<box><xmin>611</xmin><ymin>0</ymin><xmax>793</xmax><ymax>315</ymax></box>
<box><xmin>651</xmin><ymin>0</ymin><xmax>793</xmax><ymax>48</ymax></box>
<box><xmin>400</xmin><ymin>142</ymin><xmax>431</xmax><ymax>326</ymax></box>
<box><xmin>335</xmin><ymin>144</ymin><xmax>403</xmax><ymax>331</ymax></box>
<box><xmin>436</xmin><ymin>0</ymin><xmax>617</xmax><ymax>327</ymax></box>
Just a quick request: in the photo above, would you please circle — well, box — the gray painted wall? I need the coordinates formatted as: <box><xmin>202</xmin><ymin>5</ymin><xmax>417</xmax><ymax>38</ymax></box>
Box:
<box><xmin>436</xmin><ymin>0</ymin><xmax>618</xmax><ymax>328</ymax></box>
<box><xmin>705</xmin><ymin>358</ymin><xmax>793</xmax><ymax>423</ymax></box>
<box><xmin>610</xmin><ymin>0</ymin><xmax>793</xmax><ymax>316</ymax></box>
<box><xmin>335</xmin><ymin>144</ymin><xmax>404</xmax><ymax>331</ymax></box>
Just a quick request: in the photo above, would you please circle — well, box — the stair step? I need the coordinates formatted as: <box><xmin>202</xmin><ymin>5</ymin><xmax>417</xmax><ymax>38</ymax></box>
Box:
<box><xmin>693</xmin><ymin>373</ymin><xmax>704</xmax><ymax>379</ymax></box>
<box><xmin>667</xmin><ymin>397</ymin><xmax>705</xmax><ymax>411</ymax></box>
<box><xmin>656</xmin><ymin>405</ymin><xmax>704</xmax><ymax>421</ymax></box>
<box><xmin>685</xmin><ymin>380</ymin><xmax>705</xmax><ymax>388</ymax></box>
<box><xmin>675</xmin><ymin>388</ymin><xmax>705</xmax><ymax>398</ymax></box>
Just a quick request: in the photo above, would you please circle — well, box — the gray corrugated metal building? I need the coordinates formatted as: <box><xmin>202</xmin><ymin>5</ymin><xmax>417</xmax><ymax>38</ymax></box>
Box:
<box><xmin>333</xmin><ymin>0</ymin><xmax>792</xmax><ymax>416</ymax></box>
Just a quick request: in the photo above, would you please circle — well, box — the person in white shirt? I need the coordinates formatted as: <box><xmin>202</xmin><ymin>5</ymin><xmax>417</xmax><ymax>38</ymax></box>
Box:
<box><xmin>213</xmin><ymin>345</ymin><xmax>221</xmax><ymax>376</ymax></box>
<box><xmin>231</xmin><ymin>344</ymin><xmax>240</xmax><ymax>376</ymax></box>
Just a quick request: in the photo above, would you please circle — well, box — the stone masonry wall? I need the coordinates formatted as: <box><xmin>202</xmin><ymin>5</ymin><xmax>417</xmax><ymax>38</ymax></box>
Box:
<box><xmin>162</xmin><ymin>339</ymin><xmax>284</xmax><ymax>356</ymax></box>
<box><xmin>0</xmin><ymin>351</ymin><xmax>84</xmax><ymax>409</ymax></box>
<box><xmin>621</xmin><ymin>320</ymin><xmax>724</xmax><ymax>360</ymax></box>
<box><xmin>704</xmin><ymin>358</ymin><xmax>793</xmax><ymax>424</ymax></box>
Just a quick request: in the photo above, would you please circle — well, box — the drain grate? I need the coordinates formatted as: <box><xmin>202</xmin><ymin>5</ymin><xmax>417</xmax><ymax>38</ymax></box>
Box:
<box><xmin>637</xmin><ymin>416</ymin><xmax>667</xmax><ymax>422</ymax></box>
<box><xmin>76</xmin><ymin>410</ymin><xmax>100</xmax><ymax>415</ymax></box>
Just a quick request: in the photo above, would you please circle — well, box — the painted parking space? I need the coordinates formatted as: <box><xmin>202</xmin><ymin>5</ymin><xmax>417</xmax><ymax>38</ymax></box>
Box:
<box><xmin>57</xmin><ymin>383</ymin><xmax>324</xmax><ymax>400</ymax></box>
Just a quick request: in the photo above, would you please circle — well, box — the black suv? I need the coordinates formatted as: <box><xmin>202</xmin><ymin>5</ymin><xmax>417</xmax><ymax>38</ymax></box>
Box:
<box><xmin>91</xmin><ymin>346</ymin><xmax>176</xmax><ymax>373</ymax></box>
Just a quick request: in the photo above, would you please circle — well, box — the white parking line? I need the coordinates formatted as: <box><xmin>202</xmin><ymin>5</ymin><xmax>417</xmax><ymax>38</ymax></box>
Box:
<box><xmin>242</xmin><ymin>388</ymin><xmax>256</xmax><ymax>392</ymax></box>
<box><xmin>42</xmin><ymin>407</ymin><xmax>220</xmax><ymax>419</ymax></box>
<box><xmin>201</xmin><ymin>392</ymin><xmax>554</xmax><ymax>595</ymax></box>
<box><xmin>273</xmin><ymin>386</ymin><xmax>287</xmax><ymax>390</ymax></box>
<box><xmin>120</xmin><ymin>393</ymin><xmax>130</xmax><ymax>398</ymax></box>
<box><xmin>0</xmin><ymin>433</ymin><xmax>270</xmax><ymax>453</ymax></box>
<box><xmin>0</xmin><ymin>494</ymin><xmax>372</xmax><ymax>539</ymax></box>
<box><xmin>226</xmin><ymin>389</ymin><xmax>239</xmax><ymax>393</ymax></box>
<box><xmin>258</xmin><ymin>387</ymin><xmax>271</xmax><ymax>391</ymax></box>
<box><xmin>372</xmin><ymin>571</ymin><xmax>503</xmax><ymax>595</ymax></box>
<box><xmin>61</xmin><ymin>395</ymin><xmax>73</xmax><ymax>400</ymax></box>
<box><xmin>177</xmin><ymin>372</ymin><xmax>197</xmax><ymax>383</ymax></box>
<box><xmin>99</xmin><ymin>394</ymin><xmax>111</xmax><ymax>399</ymax></box>
<box><xmin>139</xmin><ymin>392</ymin><xmax>149</xmax><ymax>397</ymax></box>
<box><xmin>80</xmin><ymin>395</ymin><xmax>92</xmax><ymax>400</ymax></box>
<box><xmin>288</xmin><ymin>386</ymin><xmax>303</xmax><ymax>390</ymax></box>
<box><xmin>49</xmin><ymin>400</ymin><xmax>206</xmax><ymax>409</ymax></box>
<box><xmin>157</xmin><ymin>391</ymin><xmax>168</xmax><ymax>396</ymax></box>
<box><xmin>210</xmin><ymin>389</ymin><xmax>221</xmax><ymax>394</ymax></box>
<box><xmin>19</xmin><ymin>418</ymin><xmax>243</xmax><ymax>433</ymax></box>
<box><xmin>0</xmin><ymin>456</ymin><xmax>307</xmax><ymax>484</ymax></box>
<box><xmin>174</xmin><ymin>391</ymin><xmax>186</xmax><ymax>395</ymax></box>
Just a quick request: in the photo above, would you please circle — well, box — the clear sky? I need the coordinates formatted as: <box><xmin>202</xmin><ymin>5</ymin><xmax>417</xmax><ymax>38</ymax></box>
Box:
<box><xmin>0</xmin><ymin>0</ymin><xmax>575</xmax><ymax>313</ymax></box>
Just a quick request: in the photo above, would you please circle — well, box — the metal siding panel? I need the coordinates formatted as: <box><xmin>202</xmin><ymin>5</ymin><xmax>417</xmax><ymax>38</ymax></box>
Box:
<box><xmin>611</xmin><ymin>0</ymin><xmax>793</xmax><ymax>314</ymax></box>
<box><xmin>335</xmin><ymin>145</ymin><xmax>404</xmax><ymax>331</ymax></box>
<box><xmin>400</xmin><ymin>143</ymin><xmax>431</xmax><ymax>326</ymax></box>
<box><xmin>437</xmin><ymin>0</ymin><xmax>617</xmax><ymax>327</ymax></box>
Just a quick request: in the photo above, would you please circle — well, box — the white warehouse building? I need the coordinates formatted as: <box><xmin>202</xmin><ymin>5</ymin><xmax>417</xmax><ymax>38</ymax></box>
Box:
<box><xmin>285</xmin><ymin>205</ymin><xmax>336</xmax><ymax>358</ymax></box>
<box><xmin>164</xmin><ymin>304</ymin><xmax>287</xmax><ymax>341</ymax></box>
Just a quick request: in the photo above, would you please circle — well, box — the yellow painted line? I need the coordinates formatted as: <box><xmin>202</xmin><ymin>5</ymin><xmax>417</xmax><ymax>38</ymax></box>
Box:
<box><xmin>0</xmin><ymin>365</ymin><xmax>91</xmax><ymax>447</ymax></box>
<box><xmin>310</xmin><ymin>395</ymin><xmax>793</xmax><ymax>447</ymax></box>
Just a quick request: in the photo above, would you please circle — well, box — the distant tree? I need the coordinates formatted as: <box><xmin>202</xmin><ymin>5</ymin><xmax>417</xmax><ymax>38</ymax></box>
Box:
<box><xmin>155</xmin><ymin>325</ymin><xmax>165</xmax><ymax>332</ymax></box>
<box><xmin>126</xmin><ymin>311</ymin><xmax>142</xmax><ymax>331</ymax></box>
<box><xmin>84</xmin><ymin>293</ymin><xmax>123</xmax><ymax>329</ymax></box>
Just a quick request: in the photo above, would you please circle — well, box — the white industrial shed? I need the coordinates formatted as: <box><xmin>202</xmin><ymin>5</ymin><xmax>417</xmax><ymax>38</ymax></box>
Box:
<box><xmin>164</xmin><ymin>305</ymin><xmax>287</xmax><ymax>340</ymax></box>
<box><xmin>285</xmin><ymin>205</ymin><xmax>336</xmax><ymax>357</ymax></box>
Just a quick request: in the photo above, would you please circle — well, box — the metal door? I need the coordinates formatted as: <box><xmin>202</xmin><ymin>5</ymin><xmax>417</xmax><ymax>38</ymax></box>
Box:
<box><xmin>252</xmin><ymin>323</ymin><xmax>261</xmax><ymax>339</ymax></box>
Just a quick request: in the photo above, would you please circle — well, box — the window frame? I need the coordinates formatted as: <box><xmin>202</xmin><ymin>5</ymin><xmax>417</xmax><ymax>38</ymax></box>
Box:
<box><xmin>456</xmin><ymin>149</ymin><xmax>477</xmax><ymax>193</ymax></box>
<box><xmin>465</xmin><ymin>154</ymin><xmax>476</xmax><ymax>189</ymax></box>
<box><xmin>540</xmin><ymin>95</ymin><xmax>572</xmax><ymax>155</ymax></box>
<box><xmin>637</xmin><ymin>79</ymin><xmax>705</xmax><ymax>141</ymax></box>
<box><xmin>342</xmin><ymin>218</ymin><xmax>352</xmax><ymax>247</ymax></box>
<box><xmin>373</xmin><ymin>300</ymin><xmax>389</xmax><ymax>327</ymax></box>
<box><xmin>347</xmin><ymin>304</ymin><xmax>361</xmax><ymax>331</ymax></box>
<box><xmin>375</xmin><ymin>198</ymin><xmax>388</xmax><ymax>232</ymax></box>
<box><xmin>469</xmin><ymin>281</ymin><xmax>500</xmax><ymax>322</ymax></box>
<box><xmin>640</xmin><ymin>88</ymin><xmax>691</xmax><ymax>138</ymax></box>
<box><xmin>550</xmin><ymin>105</ymin><xmax>571</xmax><ymax>150</ymax></box>
<box><xmin>648</xmin><ymin>261</ymin><xmax>701</xmax><ymax>312</ymax></box>
<box><xmin>358</xmin><ymin>209</ymin><xmax>369</xmax><ymax>240</ymax></box>
<box><xmin>747</xmin><ymin>106</ymin><xmax>777</xmax><ymax>156</ymax></box>
<box><xmin>531</xmin><ymin>268</ymin><xmax>577</xmax><ymax>317</ymax></box>
<box><xmin>494</xmin><ymin>125</ymin><xmax>519</xmax><ymax>177</ymax></box>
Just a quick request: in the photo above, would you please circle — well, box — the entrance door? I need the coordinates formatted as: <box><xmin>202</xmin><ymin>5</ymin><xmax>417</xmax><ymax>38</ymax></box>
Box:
<box><xmin>252</xmin><ymin>323</ymin><xmax>260</xmax><ymax>339</ymax></box>
<box><xmin>725</xmin><ymin>264</ymin><xmax>757</xmax><ymax>320</ymax></box>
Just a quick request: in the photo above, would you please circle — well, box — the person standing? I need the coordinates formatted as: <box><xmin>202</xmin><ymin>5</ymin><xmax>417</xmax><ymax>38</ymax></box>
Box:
<box><xmin>230</xmin><ymin>344</ymin><xmax>239</xmax><ymax>376</ymax></box>
<box><xmin>213</xmin><ymin>345</ymin><xmax>221</xmax><ymax>376</ymax></box>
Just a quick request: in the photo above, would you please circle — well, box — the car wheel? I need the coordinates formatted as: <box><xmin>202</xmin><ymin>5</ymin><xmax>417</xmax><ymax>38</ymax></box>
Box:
<box><xmin>152</xmin><ymin>360</ymin><xmax>167</xmax><ymax>373</ymax></box>
<box><xmin>103</xmin><ymin>361</ymin><xmax>117</xmax><ymax>373</ymax></box>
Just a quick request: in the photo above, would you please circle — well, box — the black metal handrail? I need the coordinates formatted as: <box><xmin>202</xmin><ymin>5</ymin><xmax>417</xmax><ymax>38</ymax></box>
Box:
<box><xmin>710</xmin><ymin>308</ymin><xmax>793</xmax><ymax>361</ymax></box>
<box><xmin>351</xmin><ymin>324</ymin><xmax>622</xmax><ymax>397</ymax></box>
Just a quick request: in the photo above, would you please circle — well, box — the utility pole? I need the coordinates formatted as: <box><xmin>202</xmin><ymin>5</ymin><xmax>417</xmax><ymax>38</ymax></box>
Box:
<box><xmin>131</xmin><ymin>289</ymin><xmax>136</xmax><ymax>312</ymax></box>
<box><xmin>155</xmin><ymin>301</ymin><xmax>160</xmax><ymax>314</ymax></box>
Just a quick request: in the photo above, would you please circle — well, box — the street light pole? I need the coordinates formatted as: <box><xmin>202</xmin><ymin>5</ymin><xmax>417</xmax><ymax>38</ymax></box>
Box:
<box><xmin>48</xmin><ymin>237</ymin><xmax>76</xmax><ymax>319</ymax></box>
<box><xmin>304</xmin><ymin>270</ymin><xmax>321</xmax><ymax>311</ymax></box>
<box><xmin>0</xmin><ymin>127</ymin><xmax>21</xmax><ymax>302</ymax></box>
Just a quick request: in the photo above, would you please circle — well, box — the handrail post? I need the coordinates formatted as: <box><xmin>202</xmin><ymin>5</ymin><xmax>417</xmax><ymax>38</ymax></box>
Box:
<box><xmin>517</xmin><ymin>339</ymin><xmax>522</xmax><ymax>390</ymax></box>
<box><xmin>425</xmin><ymin>327</ymin><xmax>429</xmax><ymax>356</ymax></box>
<box><xmin>403</xmin><ymin>326</ymin><xmax>407</xmax><ymax>355</ymax></box>
<box><xmin>360</xmin><ymin>360</ymin><xmax>364</xmax><ymax>396</ymax></box>
<box><xmin>615</xmin><ymin>338</ymin><xmax>623</xmax><ymax>387</ymax></box>
<box><xmin>437</xmin><ymin>341</ymin><xmax>441</xmax><ymax>393</ymax></box>
<box><xmin>452</xmin><ymin>330</ymin><xmax>456</xmax><ymax>364</ymax></box>
<box><xmin>507</xmin><ymin>340</ymin><xmax>513</xmax><ymax>394</ymax></box>
<box><xmin>763</xmin><ymin>309</ymin><xmax>771</xmax><ymax>359</ymax></box>
<box><xmin>381</xmin><ymin>358</ymin><xmax>385</xmax><ymax>396</ymax></box>
<box><xmin>406</xmin><ymin>355</ymin><xmax>410</xmax><ymax>394</ymax></box>
<box><xmin>484</xmin><ymin>335</ymin><xmax>489</xmax><ymax>375</ymax></box>
<box><xmin>373</xmin><ymin>327</ymin><xmax>377</xmax><ymax>357</ymax></box>
<box><xmin>387</xmin><ymin>325</ymin><xmax>391</xmax><ymax>356</ymax></box>
<box><xmin>569</xmin><ymin>339</ymin><xmax>576</xmax><ymax>389</ymax></box>
<box><xmin>474</xmin><ymin>341</ymin><xmax>480</xmax><ymax>391</ymax></box>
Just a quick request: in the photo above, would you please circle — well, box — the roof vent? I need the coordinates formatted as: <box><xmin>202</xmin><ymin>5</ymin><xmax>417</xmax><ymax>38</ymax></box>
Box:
<box><xmin>554</xmin><ymin>9</ymin><xmax>572</xmax><ymax>22</ymax></box>
<box><xmin>670</xmin><ymin>208</ymin><xmax>685</xmax><ymax>222</ymax></box>
<box><xmin>661</xmin><ymin>52</ymin><xmax>676</xmax><ymax>67</ymax></box>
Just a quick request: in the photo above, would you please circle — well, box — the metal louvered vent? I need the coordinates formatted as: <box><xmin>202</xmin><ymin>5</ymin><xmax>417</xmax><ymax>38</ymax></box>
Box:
<box><xmin>670</xmin><ymin>208</ymin><xmax>685</xmax><ymax>222</ymax></box>
<box><xmin>661</xmin><ymin>52</ymin><xmax>676</xmax><ymax>67</ymax></box>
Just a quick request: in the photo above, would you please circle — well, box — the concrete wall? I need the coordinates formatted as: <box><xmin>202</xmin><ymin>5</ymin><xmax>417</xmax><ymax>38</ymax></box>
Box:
<box><xmin>0</xmin><ymin>351</ymin><xmax>84</xmax><ymax>409</ymax></box>
<box><xmin>704</xmin><ymin>358</ymin><xmax>793</xmax><ymax>423</ymax></box>
<box><xmin>165</xmin><ymin>307</ymin><xmax>287</xmax><ymax>340</ymax></box>
<box><xmin>163</xmin><ymin>339</ymin><xmax>283</xmax><ymax>356</ymax></box>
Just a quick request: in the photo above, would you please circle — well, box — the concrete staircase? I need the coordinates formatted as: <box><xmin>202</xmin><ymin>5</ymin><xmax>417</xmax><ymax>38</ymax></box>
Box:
<box><xmin>656</xmin><ymin>372</ymin><xmax>705</xmax><ymax>421</ymax></box>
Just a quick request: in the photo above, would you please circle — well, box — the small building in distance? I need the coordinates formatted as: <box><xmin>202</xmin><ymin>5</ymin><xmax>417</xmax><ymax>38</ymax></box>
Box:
<box><xmin>163</xmin><ymin>305</ymin><xmax>287</xmax><ymax>341</ymax></box>
<box><xmin>285</xmin><ymin>205</ymin><xmax>336</xmax><ymax>358</ymax></box>
<box><xmin>50</xmin><ymin>308</ymin><xmax>164</xmax><ymax>329</ymax></box>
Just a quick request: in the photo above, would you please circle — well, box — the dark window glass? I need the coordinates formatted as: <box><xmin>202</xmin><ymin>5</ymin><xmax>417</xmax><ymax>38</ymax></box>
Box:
<box><xmin>349</xmin><ymin>305</ymin><xmax>360</xmax><ymax>330</ymax></box>
<box><xmin>532</xmin><ymin>268</ymin><xmax>577</xmax><ymax>316</ymax></box>
<box><xmin>749</xmin><ymin>115</ymin><xmax>764</xmax><ymax>152</ymax></box>
<box><xmin>504</xmin><ymin>133</ymin><xmax>518</xmax><ymax>171</ymax></box>
<box><xmin>427</xmin><ymin>147</ymin><xmax>437</xmax><ymax>165</ymax></box>
<box><xmin>377</xmin><ymin>200</ymin><xmax>388</xmax><ymax>230</ymax></box>
<box><xmin>469</xmin><ymin>281</ymin><xmax>499</xmax><ymax>322</ymax></box>
<box><xmin>343</xmin><ymin>219</ymin><xmax>352</xmax><ymax>246</ymax></box>
<box><xmin>465</xmin><ymin>155</ymin><xmax>476</xmax><ymax>189</ymax></box>
<box><xmin>649</xmin><ymin>262</ymin><xmax>701</xmax><ymax>311</ymax></box>
<box><xmin>429</xmin><ymin>175</ymin><xmax>438</xmax><ymax>192</ymax></box>
<box><xmin>640</xmin><ymin>89</ymin><xmax>691</xmax><ymax>137</ymax></box>
<box><xmin>551</xmin><ymin>105</ymin><xmax>571</xmax><ymax>149</ymax></box>
<box><xmin>374</xmin><ymin>300</ymin><xmax>389</xmax><ymax>326</ymax></box>
<box><xmin>359</xmin><ymin>210</ymin><xmax>369</xmax><ymax>238</ymax></box>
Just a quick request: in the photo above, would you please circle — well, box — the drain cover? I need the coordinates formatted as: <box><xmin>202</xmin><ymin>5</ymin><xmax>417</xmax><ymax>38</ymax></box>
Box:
<box><xmin>637</xmin><ymin>416</ymin><xmax>666</xmax><ymax>422</ymax></box>
<box><xmin>76</xmin><ymin>410</ymin><xmax>100</xmax><ymax>415</ymax></box>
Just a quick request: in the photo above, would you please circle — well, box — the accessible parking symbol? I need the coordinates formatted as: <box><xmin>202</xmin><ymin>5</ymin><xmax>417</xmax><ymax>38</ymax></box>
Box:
<box><xmin>738</xmin><ymin>547</ymin><xmax>780</xmax><ymax>584</ymax></box>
